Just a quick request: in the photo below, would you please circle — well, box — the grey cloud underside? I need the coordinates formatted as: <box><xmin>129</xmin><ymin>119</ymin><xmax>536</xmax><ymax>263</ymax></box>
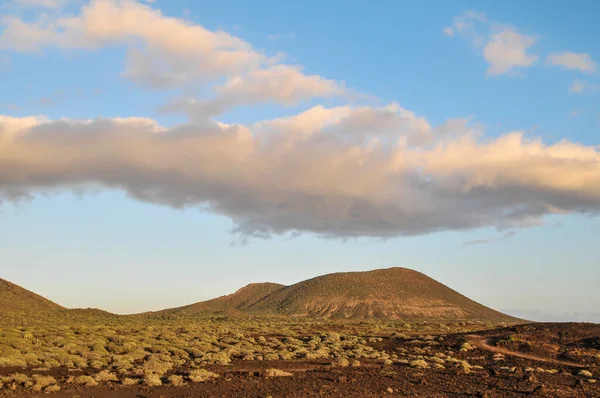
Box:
<box><xmin>2</xmin><ymin>117</ymin><xmax>600</xmax><ymax>239</ymax></box>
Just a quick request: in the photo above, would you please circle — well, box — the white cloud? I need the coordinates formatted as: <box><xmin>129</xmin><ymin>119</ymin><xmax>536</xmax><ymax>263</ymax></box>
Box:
<box><xmin>569</xmin><ymin>79</ymin><xmax>600</xmax><ymax>94</ymax></box>
<box><xmin>0</xmin><ymin>0</ymin><xmax>346</xmax><ymax>113</ymax></box>
<box><xmin>0</xmin><ymin>16</ymin><xmax>60</xmax><ymax>52</ymax></box>
<box><xmin>2</xmin><ymin>111</ymin><xmax>600</xmax><ymax>239</ymax></box>
<box><xmin>161</xmin><ymin>65</ymin><xmax>346</xmax><ymax>118</ymax></box>
<box><xmin>1</xmin><ymin>2</ymin><xmax>599</xmax><ymax>241</ymax></box>
<box><xmin>546</xmin><ymin>51</ymin><xmax>597</xmax><ymax>73</ymax></box>
<box><xmin>0</xmin><ymin>115</ymin><xmax>48</xmax><ymax>139</ymax></box>
<box><xmin>570</xmin><ymin>80</ymin><xmax>585</xmax><ymax>93</ymax></box>
<box><xmin>445</xmin><ymin>11</ymin><xmax>538</xmax><ymax>76</ymax></box>
<box><xmin>484</xmin><ymin>29</ymin><xmax>538</xmax><ymax>75</ymax></box>
<box><xmin>443</xmin><ymin>10</ymin><xmax>488</xmax><ymax>47</ymax></box>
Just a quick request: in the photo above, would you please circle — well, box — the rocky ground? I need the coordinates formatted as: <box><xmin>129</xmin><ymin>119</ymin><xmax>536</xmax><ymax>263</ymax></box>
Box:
<box><xmin>1</xmin><ymin>322</ymin><xmax>598</xmax><ymax>397</ymax></box>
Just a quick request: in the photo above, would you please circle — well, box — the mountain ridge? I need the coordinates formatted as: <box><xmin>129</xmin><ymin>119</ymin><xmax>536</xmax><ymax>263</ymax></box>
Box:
<box><xmin>1</xmin><ymin>268</ymin><xmax>520</xmax><ymax>322</ymax></box>
<box><xmin>156</xmin><ymin>282</ymin><xmax>285</xmax><ymax>316</ymax></box>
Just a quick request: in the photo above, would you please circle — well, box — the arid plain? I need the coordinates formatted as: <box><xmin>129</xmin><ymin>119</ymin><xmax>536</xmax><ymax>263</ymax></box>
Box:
<box><xmin>1</xmin><ymin>268</ymin><xmax>598</xmax><ymax>397</ymax></box>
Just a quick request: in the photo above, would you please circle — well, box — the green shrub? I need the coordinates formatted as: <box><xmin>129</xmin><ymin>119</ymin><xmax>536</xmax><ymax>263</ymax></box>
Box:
<box><xmin>122</xmin><ymin>377</ymin><xmax>138</xmax><ymax>386</ymax></box>
<box><xmin>94</xmin><ymin>370</ymin><xmax>119</xmax><ymax>382</ymax></box>
<box><xmin>31</xmin><ymin>374</ymin><xmax>57</xmax><ymax>392</ymax></box>
<box><xmin>168</xmin><ymin>374</ymin><xmax>185</xmax><ymax>386</ymax></box>
<box><xmin>143</xmin><ymin>374</ymin><xmax>162</xmax><ymax>386</ymax></box>
<box><xmin>263</xmin><ymin>352</ymin><xmax>279</xmax><ymax>361</ymax></box>
<box><xmin>45</xmin><ymin>384</ymin><xmax>61</xmax><ymax>392</ymax></box>
<box><xmin>409</xmin><ymin>359</ymin><xmax>428</xmax><ymax>369</ymax></box>
<box><xmin>75</xmin><ymin>375</ymin><xmax>98</xmax><ymax>387</ymax></box>
<box><xmin>188</xmin><ymin>369</ymin><xmax>219</xmax><ymax>383</ymax></box>
<box><xmin>141</xmin><ymin>356</ymin><xmax>173</xmax><ymax>376</ymax></box>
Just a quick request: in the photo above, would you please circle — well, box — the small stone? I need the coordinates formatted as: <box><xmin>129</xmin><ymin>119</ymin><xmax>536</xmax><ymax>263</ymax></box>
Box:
<box><xmin>386</xmin><ymin>387</ymin><xmax>394</xmax><ymax>393</ymax></box>
<box><xmin>578</xmin><ymin>370</ymin><xmax>593</xmax><ymax>378</ymax></box>
<box><xmin>532</xmin><ymin>385</ymin><xmax>547</xmax><ymax>395</ymax></box>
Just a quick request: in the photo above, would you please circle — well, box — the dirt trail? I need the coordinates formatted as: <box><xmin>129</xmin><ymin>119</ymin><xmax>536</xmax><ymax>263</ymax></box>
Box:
<box><xmin>466</xmin><ymin>335</ymin><xmax>586</xmax><ymax>368</ymax></box>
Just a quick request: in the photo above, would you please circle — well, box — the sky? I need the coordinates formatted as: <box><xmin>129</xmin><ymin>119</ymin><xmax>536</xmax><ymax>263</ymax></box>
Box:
<box><xmin>0</xmin><ymin>0</ymin><xmax>599</xmax><ymax>321</ymax></box>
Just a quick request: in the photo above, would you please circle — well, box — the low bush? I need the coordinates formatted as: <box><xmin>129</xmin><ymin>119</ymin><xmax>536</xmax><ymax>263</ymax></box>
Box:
<box><xmin>168</xmin><ymin>374</ymin><xmax>185</xmax><ymax>386</ymax></box>
<box><xmin>75</xmin><ymin>375</ymin><xmax>98</xmax><ymax>387</ymax></box>
<box><xmin>189</xmin><ymin>369</ymin><xmax>219</xmax><ymax>383</ymax></box>
<box><xmin>143</xmin><ymin>374</ymin><xmax>162</xmax><ymax>386</ymax></box>
<box><xmin>31</xmin><ymin>374</ymin><xmax>57</xmax><ymax>392</ymax></box>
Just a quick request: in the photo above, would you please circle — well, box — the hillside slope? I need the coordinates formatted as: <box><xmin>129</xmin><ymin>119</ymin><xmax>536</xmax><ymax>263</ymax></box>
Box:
<box><xmin>0</xmin><ymin>278</ymin><xmax>63</xmax><ymax>316</ymax></box>
<box><xmin>158</xmin><ymin>282</ymin><xmax>285</xmax><ymax>315</ymax></box>
<box><xmin>247</xmin><ymin>268</ymin><xmax>513</xmax><ymax>321</ymax></box>
<box><xmin>247</xmin><ymin>268</ymin><xmax>514</xmax><ymax>321</ymax></box>
<box><xmin>157</xmin><ymin>268</ymin><xmax>517</xmax><ymax>322</ymax></box>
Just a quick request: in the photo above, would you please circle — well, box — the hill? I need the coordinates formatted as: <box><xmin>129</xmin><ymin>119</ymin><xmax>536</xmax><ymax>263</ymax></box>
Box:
<box><xmin>247</xmin><ymin>268</ymin><xmax>515</xmax><ymax>321</ymax></box>
<box><xmin>159</xmin><ymin>268</ymin><xmax>518</xmax><ymax>322</ymax></box>
<box><xmin>0</xmin><ymin>278</ymin><xmax>63</xmax><ymax>316</ymax></box>
<box><xmin>155</xmin><ymin>282</ymin><xmax>285</xmax><ymax>316</ymax></box>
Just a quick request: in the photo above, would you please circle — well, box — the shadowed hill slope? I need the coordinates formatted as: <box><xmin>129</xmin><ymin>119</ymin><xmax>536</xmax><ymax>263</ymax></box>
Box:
<box><xmin>156</xmin><ymin>282</ymin><xmax>285</xmax><ymax>315</ymax></box>
<box><xmin>158</xmin><ymin>268</ymin><xmax>518</xmax><ymax>322</ymax></box>
<box><xmin>0</xmin><ymin>278</ymin><xmax>63</xmax><ymax>316</ymax></box>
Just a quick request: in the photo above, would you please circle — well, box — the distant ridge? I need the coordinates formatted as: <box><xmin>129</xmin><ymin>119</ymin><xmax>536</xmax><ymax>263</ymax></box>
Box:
<box><xmin>0</xmin><ymin>278</ymin><xmax>63</xmax><ymax>316</ymax></box>
<box><xmin>155</xmin><ymin>282</ymin><xmax>285</xmax><ymax>315</ymax></box>
<box><xmin>159</xmin><ymin>267</ymin><xmax>518</xmax><ymax>322</ymax></box>
<box><xmin>0</xmin><ymin>278</ymin><xmax>117</xmax><ymax>321</ymax></box>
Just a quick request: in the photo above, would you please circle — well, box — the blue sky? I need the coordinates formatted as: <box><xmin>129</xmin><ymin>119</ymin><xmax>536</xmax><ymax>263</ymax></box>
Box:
<box><xmin>0</xmin><ymin>0</ymin><xmax>599</xmax><ymax>319</ymax></box>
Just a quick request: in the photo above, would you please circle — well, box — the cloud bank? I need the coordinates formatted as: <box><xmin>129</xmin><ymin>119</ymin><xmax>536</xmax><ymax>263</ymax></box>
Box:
<box><xmin>2</xmin><ymin>111</ymin><xmax>600</xmax><ymax>239</ymax></box>
<box><xmin>1</xmin><ymin>1</ymin><xmax>599</xmax><ymax>240</ymax></box>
